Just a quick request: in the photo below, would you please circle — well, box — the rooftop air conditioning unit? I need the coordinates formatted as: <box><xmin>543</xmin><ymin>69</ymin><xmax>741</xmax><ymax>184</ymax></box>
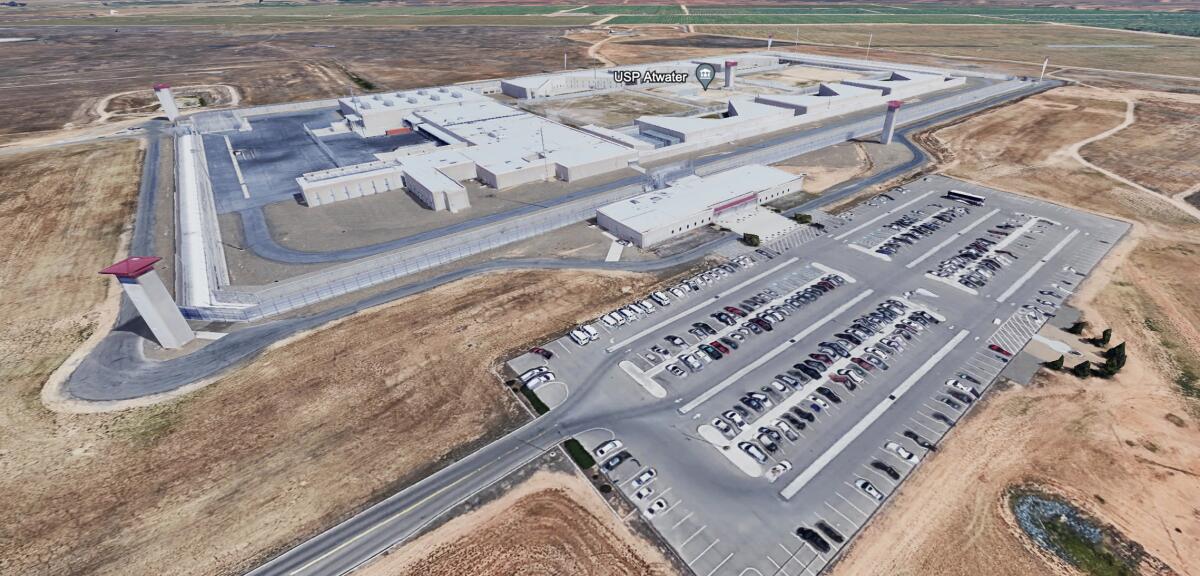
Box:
<box><xmin>407</xmin><ymin>97</ymin><xmax>418</xmax><ymax>104</ymax></box>
<box><xmin>451</xmin><ymin>91</ymin><xmax>463</xmax><ymax>98</ymax></box>
<box><xmin>430</xmin><ymin>94</ymin><xmax>440</xmax><ymax>101</ymax></box>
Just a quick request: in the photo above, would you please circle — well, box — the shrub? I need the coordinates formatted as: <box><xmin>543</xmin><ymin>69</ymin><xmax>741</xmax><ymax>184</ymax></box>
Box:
<box><xmin>1072</xmin><ymin>361</ymin><xmax>1091</xmax><ymax>378</ymax></box>
<box><xmin>1045</xmin><ymin>355</ymin><xmax>1064</xmax><ymax>370</ymax></box>
<box><xmin>1066</xmin><ymin>321</ymin><xmax>1088</xmax><ymax>335</ymax></box>
<box><xmin>793</xmin><ymin>213</ymin><xmax>813</xmax><ymax>224</ymax></box>
<box><xmin>743</xmin><ymin>233</ymin><xmax>761</xmax><ymax>247</ymax></box>
<box><xmin>563</xmin><ymin>439</ymin><xmax>596</xmax><ymax>469</ymax></box>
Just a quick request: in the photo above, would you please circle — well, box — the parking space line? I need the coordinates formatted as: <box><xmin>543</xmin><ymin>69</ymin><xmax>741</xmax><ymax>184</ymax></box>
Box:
<box><xmin>680</xmin><ymin>289</ymin><xmax>874</xmax><ymax>414</ymax></box>
<box><xmin>680</xmin><ymin>525</ymin><xmax>708</xmax><ymax>548</ymax></box>
<box><xmin>997</xmin><ymin>229</ymin><xmax>1080</xmax><ymax>302</ymax></box>
<box><xmin>824</xmin><ymin>502</ymin><xmax>859</xmax><ymax>526</ymax></box>
<box><xmin>671</xmin><ymin>510</ymin><xmax>693</xmax><ymax>530</ymax></box>
<box><xmin>705</xmin><ymin>553</ymin><xmax>734</xmax><ymax>576</ymax></box>
<box><xmin>781</xmin><ymin>330</ymin><xmax>970</xmax><ymax>499</ymax></box>
<box><xmin>908</xmin><ymin>417</ymin><xmax>941</xmax><ymax>437</ymax></box>
<box><xmin>662</xmin><ymin>498</ymin><xmax>683</xmax><ymax>516</ymax></box>
<box><xmin>607</xmin><ymin>257</ymin><xmax>800</xmax><ymax>353</ymax></box>
<box><xmin>835</xmin><ymin>491</ymin><xmax>870</xmax><ymax>518</ymax></box>
<box><xmin>687</xmin><ymin>539</ymin><xmax>720</xmax><ymax>566</ymax></box>
<box><xmin>906</xmin><ymin>208</ymin><xmax>1001</xmax><ymax>269</ymax></box>
<box><xmin>834</xmin><ymin>189</ymin><xmax>937</xmax><ymax>240</ymax></box>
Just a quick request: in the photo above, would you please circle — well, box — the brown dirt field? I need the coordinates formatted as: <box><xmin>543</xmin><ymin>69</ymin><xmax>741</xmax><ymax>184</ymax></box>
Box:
<box><xmin>0</xmin><ymin>26</ymin><xmax>591</xmax><ymax>138</ymax></box>
<box><xmin>356</xmin><ymin>470</ymin><xmax>678</xmax><ymax>576</ymax></box>
<box><xmin>828</xmin><ymin>83</ymin><xmax>1200</xmax><ymax>576</ymax></box>
<box><xmin>1081</xmin><ymin>94</ymin><xmax>1200</xmax><ymax>197</ymax></box>
<box><xmin>103</xmin><ymin>84</ymin><xmax>237</xmax><ymax>119</ymax></box>
<box><xmin>699</xmin><ymin>24</ymin><xmax>1200</xmax><ymax>79</ymax></box>
<box><xmin>2</xmin><ymin>260</ymin><xmax>673</xmax><ymax>575</ymax></box>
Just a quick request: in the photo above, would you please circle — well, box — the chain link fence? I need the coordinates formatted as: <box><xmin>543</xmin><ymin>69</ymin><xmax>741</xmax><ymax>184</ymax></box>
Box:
<box><xmin>182</xmin><ymin>80</ymin><xmax>1038</xmax><ymax>322</ymax></box>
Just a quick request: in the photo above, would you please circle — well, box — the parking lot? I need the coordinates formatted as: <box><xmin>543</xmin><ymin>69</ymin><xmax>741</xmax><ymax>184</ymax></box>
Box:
<box><xmin>507</xmin><ymin>175</ymin><xmax>1128</xmax><ymax>576</ymax></box>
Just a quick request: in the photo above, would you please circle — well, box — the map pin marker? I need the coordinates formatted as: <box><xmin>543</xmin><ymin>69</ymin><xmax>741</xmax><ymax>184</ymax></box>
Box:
<box><xmin>695</xmin><ymin>63</ymin><xmax>716</xmax><ymax>91</ymax></box>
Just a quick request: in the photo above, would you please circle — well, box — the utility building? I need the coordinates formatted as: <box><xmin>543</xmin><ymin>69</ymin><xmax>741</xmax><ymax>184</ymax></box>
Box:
<box><xmin>596</xmin><ymin>165</ymin><xmax>803</xmax><ymax>248</ymax></box>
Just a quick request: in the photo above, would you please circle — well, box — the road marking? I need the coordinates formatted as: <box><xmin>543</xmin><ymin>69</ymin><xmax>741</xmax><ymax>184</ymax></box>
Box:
<box><xmin>705</xmin><ymin>553</ymin><xmax>735</xmax><ymax>576</ymax></box>
<box><xmin>687</xmin><ymin>539</ymin><xmax>720</xmax><ymax>566</ymax></box>
<box><xmin>825</xmin><ymin>502</ymin><xmax>859</xmax><ymax>526</ymax></box>
<box><xmin>671</xmin><ymin>510</ymin><xmax>694</xmax><ymax>530</ymax></box>
<box><xmin>835</xmin><ymin>491</ymin><xmax>870</xmax><ymax>518</ymax></box>
<box><xmin>680</xmin><ymin>525</ymin><xmax>708</xmax><ymax>548</ymax></box>
<box><xmin>906</xmin><ymin>208</ymin><xmax>1000</xmax><ymax>269</ymax></box>
<box><xmin>781</xmin><ymin>330</ymin><xmax>970</xmax><ymax>499</ymax></box>
<box><xmin>287</xmin><ymin>464</ymin><xmax>486</xmax><ymax>575</ymax></box>
<box><xmin>607</xmin><ymin>257</ymin><xmax>800</xmax><ymax>352</ymax></box>
<box><xmin>997</xmin><ymin>229</ymin><xmax>1079</xmax><ymax>302</ymax></box>
<box><xmin>779</xmin><ymin>542</ymin><xmax>794</xmax><ymax>557</ymax></box>
<box><xmin>908</xmin><ymin>417</ymin><xmax>941</xmax><ymax>437</ymax></box>
<box><xmin>680</xmin><ymin>289</ymin><xmax>874</xmax><ymax>414</ymax></box>
<box><xmin>834</xmin><ymin>189</ymin><xmax>937</xmax><ymax>241</ymax></box>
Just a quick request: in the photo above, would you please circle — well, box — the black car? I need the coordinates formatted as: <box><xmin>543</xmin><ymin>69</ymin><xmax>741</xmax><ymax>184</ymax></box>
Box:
<box><xmin>720</xmin><ymin>337</ymin><xmax>739</xmax><ymax>350</ymax></box>
<box><xmin>791</xmin><ymin>407</ymin><xmax>816</xmax><ymax>422</ymax></box>
<box><xmin>796</xmin><ymin>527</ymin><xmax>831</xmax><ymax>553</ymax></box>
<box><xmin>816</xmin><ymin>386</ymin><xmax>842</xmax><ymax>403</ymax></box>
<box><xmin>871</xmin><ymin>460</ymin><xmax>900</xmax><ymax>480</ymax></box>
<box><xmin>530</xmin><ymin>347</ymin><xmax>554</xmax><ymax>360</ymax></box>
<box><xmin>751</xmin><ymin>318</ymin><xmax>774</xmax><ymax>332</ymax></box>
<box><xmin>699</xmin><ymin>344</ymin><xmax>723</xmax><ymax>360</ymax></box>
<box><xmin>794</xmin><ymin>364</ymin><xmax>822</xmax><ymax>380</ymax></box>
<box><xmin>836</xmin><ymin>332</ymin><xmax>863</xmax><ymax>346</ymax></box>
<box><xmin>931</xmin><ymin>411</ymin><xmax>955</xmax><ymax>426</ymax></box>
<box><xmin>903</xmin><ymin>430</ymin><xmax>937</xmax><ymax>452</ymax></box>
<box><xmin>782</xmin><ymin>413</ymin><xmax>807</xmax><ymax>430</ymax></box>
<box><xmin>693</xmin><ymin>322</ymin><xmax>717</xmax><ymax>335</ymax></box>
<box><xmin>947</xmin><ymin>389</ymin><xmax>974</xmax><ymax>405</ymax></box>
<box><xmin>803</xmin><ymin>359</ymin><xmax>828</xmax><ymax>374</ymax></box>
<box><xmin>816</xmin><ymin>521</ymin><xmax>845</xmax><ymax>544</ymax></box>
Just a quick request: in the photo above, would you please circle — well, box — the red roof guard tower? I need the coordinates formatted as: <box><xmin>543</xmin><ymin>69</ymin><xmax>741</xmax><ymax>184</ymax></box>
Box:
<box><xmin>881</xmin><ymin>100</ymin><xmax>903</xmax><ymax>145</ymax></box>
<box><xmin>724</xmin><ymin>60</ymin><xmax>738</xmax><ymax>89</ymax></box>
<box><xmin>100</xmin><ymin>256</ymin><xmax>194</xmax><ymax>349</ymax></box>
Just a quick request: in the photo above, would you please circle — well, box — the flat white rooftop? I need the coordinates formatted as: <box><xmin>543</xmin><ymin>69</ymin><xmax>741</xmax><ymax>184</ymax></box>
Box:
<box><xmin>598</xmin><ymin>165</ymin><xmax>798</xmax><ymax>233</ymax></box>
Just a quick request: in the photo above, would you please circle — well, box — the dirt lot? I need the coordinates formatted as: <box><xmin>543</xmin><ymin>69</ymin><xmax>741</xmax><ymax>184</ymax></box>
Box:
<box><xmin>356</xmin><ymin>469</ymin><xmax>677</xmax><ymax>576</ymax></box>
<box><xmin>774</xmin><ymin>141</ymin><xmax>872</xmax><ymax>194</ymax></box>
<box><xmin>1081</xmin><ymin>93</ymin><xmax>1200</xmax><ymax>198</ymax></box>
<box><xmin>699</xmin><ymin>24</ymin><xmax>1200</xmax><ymax>79</ymax></box>
<box><xmin>0</xmin><ymin>25</ymin><xmax>591</xmax><ymax>139</ymax></box>
<box><xmin>101</xmin><ymin>84</ymin><xmax>238</xmax><ymax>120</ymax></box>
<box><xmin>522</xmin><ymin>91</ymin><xmax>696</xmax><ymax>127</ymax></box>
<box><xmin>2</xmin><ymin>249</ymin><xmax>674</xmax><ymax>576</ymax></box>
<box><xmin>830</xmin><ymin>83</ymin><xmax>1200</xmax><ymax>576</ymax></box>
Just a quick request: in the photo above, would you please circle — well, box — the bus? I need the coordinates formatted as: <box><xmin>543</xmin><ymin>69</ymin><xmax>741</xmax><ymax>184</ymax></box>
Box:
<box><xmin>945</xmin><ymin>189</ymin><xmax>985</xmax><ymax>206</ymax></box>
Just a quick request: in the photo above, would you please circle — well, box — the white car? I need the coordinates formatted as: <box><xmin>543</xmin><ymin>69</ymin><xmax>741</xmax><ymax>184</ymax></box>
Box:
<box><xmin>885</xmin><ymin>441</ymin><xmax>919</xmax><ymax>464</ymax></box>
<box><xmin>632</xmin><ymin>468</ymin><xmax>657</xmax><ymax>488</ymax></box>
<box><xmin>593</xmin><ymin>439</ymin><xmax>623</xmax><ymax>459</ymax></box>
<box><xmin>670</xmin><ymin>287</ymin><xmax>685</xmax><ymax>298</ymax></box>
<box><xmin>723</xmin><ymin>410</ymin><xmax>747</xmax><ymax>428</ymax></box>
<box><xmin>601</xmin><ymin>314</ymin><xmax>618</xmax><ymax>328</ymax></box>
<box><xmin>738</xmin><ymin>441</ymin><xmax>768</xmax><ymax>464</ymax></box>
<box><xmin>519</xmin><ymin>366</ymin><xmax>550</xmax><ymax>382</ymax></box>
<box><xmin>809</xmin><ymin>395</ymin><xmax>830</xmax><ymax>410</ymax></box>
<box><xmin>525</xmin><ymin>372</ymin><xmax>554</xmax><ymax>387</ymax></box>
<box><xmin>634</xmin><ymin>486</ymin><xmax>654</xmax><ymax>501</ymax></box>
<box><xmin>712</xmin><ymin>418</ymin><xmax>734</xmax><ymax>437</ymax></box>
<box><xmin>639</xmin><ymin>299</ymin><xmax>657</xmax><ymax>314</ymax></box>
<box><xmin>766</xmin><ymin>460</ymin><xmax>793</xmax><ymax>483</ymax></box>
<box><xmin>945</xmin><ymin>378</ymin><xmax>979</xmax><ymax>398</ymax></box>
<box><xmin>645</xmin><ymin>498</ymin><xmax>668</xmax><ymax>517</ymax></box>
<box><xmin>581</xmin><ymin>325</ymin><xmax>599</xmax><ymax>341</ymax></box>
<box><xmin>856</xmin><ymin>478</ymin><xmax>885</xmax><ymax>501</ymax></box>
<box><xmin>568</xmin><ymin>329</ymin><xmax>589</xmax><ymax>346</ymax></box>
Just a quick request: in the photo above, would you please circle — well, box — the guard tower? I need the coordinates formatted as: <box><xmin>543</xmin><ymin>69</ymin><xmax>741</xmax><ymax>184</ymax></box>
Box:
<box><xmin>100</xmin><ymin>256</ymin><xmax>195</xmax><ymax>349</ymax></box>
<box><xmin>724</xmin><ymin>60</ymin><xmax>738</xmax><ymax>89</ymax></box>
<box><xmin>153</xmin><ymin>83</ymin><xmax>181</xmax><ymax>122</ymax></box>
<box><xmin>881</xmin><ymin>100</ymin><xmax>903</xmax><ymax>145</ymax></box>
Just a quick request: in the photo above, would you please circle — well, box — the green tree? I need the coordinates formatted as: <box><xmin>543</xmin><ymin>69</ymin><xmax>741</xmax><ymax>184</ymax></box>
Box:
<box><xmin>743</xmin><ymin>233</ymin><xmax>761</xmax><ymax>247</ymax></box>
<box><xmin>1100</xmin><ymin>328</ymin><xmax>1113</xmax><ymax>346</ymax></box>
<box><xmin>1066</xmin><ymin>321</ymin><xmax>1088</xmax><ymax>335</ymax></box>
<box><xmin>1045</xmin><ymin>355</ymin><xmax>1064</xmax><ymax>370</ymax></box>
<box><xmin>1105</xmin><ymin>342</ymin><xmax>1125</xmax><ymax>360</ymax></box>
<box><xmin>794</xmin><ymin>213</ymin><xmax>813</xmax><ymax>224</ymax></box>
<box><xmin>1072</xmin><ymin>361</ymin><xmax>1091</xmax><ymax>379</ymax></box>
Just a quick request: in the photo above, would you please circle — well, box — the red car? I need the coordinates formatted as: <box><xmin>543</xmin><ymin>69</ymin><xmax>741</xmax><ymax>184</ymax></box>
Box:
<box><xmin>851</xmin><ymin>357</ymin><xmax>876</xmax><ymax>372</ymax></box>
<box><xmin>711</xmin><ymin>341</ymin><xmax>731</xmax><ymax>354</ymax></box>
<box><xmin>988</xmin><ymin>344</ymin><xmax>1012</xmax><ymax>357</ymax></box>
<box><xmin>724</xmin><ymin>306</ymin><xmax>748</xmax><ymax>318</ymax></box>
<box><xmin>530</xmin><ymin>347</ymin><xmax>554</xmax><ymax>360</ymax></box>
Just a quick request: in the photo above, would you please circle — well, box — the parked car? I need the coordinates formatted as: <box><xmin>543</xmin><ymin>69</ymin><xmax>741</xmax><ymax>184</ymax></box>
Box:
<box><xmin>530</xmin><ymin>347</ymin><xmax>554</xmax><ymax>360</ymax></box>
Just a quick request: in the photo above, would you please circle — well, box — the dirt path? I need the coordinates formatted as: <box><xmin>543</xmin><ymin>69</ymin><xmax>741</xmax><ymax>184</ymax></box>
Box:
<box><xmin>1056</xmin><ymin>78</ymin><xmax>1200</xmax><ymax>222</ymax></box>
<box><xmin>355</xmin><ymin>470</ymin><xmax>677</xmax><ymax>576</ymax></box>
<box><xmin>829</xmin><ymin>83</ymin><xmax>1200</xmax><ymax>576</ymax></box>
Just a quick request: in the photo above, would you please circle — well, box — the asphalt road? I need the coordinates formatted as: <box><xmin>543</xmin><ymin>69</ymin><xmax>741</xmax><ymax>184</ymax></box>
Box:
<box><xmin>229</xmin><ymin>79</ymin><xmax>1055</xmax><ymax>265</ymax></box>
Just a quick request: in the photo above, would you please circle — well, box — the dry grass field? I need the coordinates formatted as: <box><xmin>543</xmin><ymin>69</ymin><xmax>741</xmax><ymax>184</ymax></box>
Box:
<box><xmin>1081</xmin><ymin>95</ymin><xmax>1200</xmax><ymax>197</ymax></box>
<box><xmin>0</xmin><ymin>264</ymin><xmax>674</xmax><ymax>576</ymax></box>
<box><xmin>700</xmin><ymin>24</ymin><xmax>1200</xmax><ymax>79</ymax></box>
<box><xmin>830</xmin><ymin>83</ymin><xmax>1200</xmax><ymax>576</ymax></box>
<box><xmin>356</xmin><ymin>470</ymin><xmax>678</xmax><ymax>576</ymax></box>
<box><xmin>0</xmin><ymin>26</ymin><xmax>592</xmax><ymax>138</ymax></box>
